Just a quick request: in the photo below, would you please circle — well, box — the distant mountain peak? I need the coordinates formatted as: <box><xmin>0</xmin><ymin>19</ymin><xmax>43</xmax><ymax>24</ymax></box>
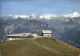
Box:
<box><xmin>62</xmin><ymin>12</ymin><xmax>80</xmax><ymax>18</ymax></box>
<box><xmin>40</xmin><ymin>14</ymin><xmax>57</xmax><ymax>19</ymax></box>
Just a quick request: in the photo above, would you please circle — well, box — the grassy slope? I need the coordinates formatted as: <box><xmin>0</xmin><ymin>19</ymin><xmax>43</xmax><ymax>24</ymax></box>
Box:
<box><xmin>0</xmin><ymin>38</ymin><xmax>80</xmax><ymax>56</ymax></box>
<box><xmin>35</xmin><ymin>38</ymin><xmax>80</xmax><ymax>56</ymax></box>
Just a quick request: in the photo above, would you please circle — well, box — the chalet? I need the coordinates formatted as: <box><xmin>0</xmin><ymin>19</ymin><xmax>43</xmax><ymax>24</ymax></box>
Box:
<box><xmin>41</xmin><ymin>30</ymin><xmax>52</xmax><ymax>37</ymax></box>
<box><xmin>7</xmin><ymin>33</ymin><xmax>32</xmax><ymax>41</ymax></box>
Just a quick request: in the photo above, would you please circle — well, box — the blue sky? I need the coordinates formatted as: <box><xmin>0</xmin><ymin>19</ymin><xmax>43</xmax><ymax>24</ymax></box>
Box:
<box><xmin>1</xmin><ymin>0</ymin><xmax>80</xmax><ymax>15</ymax></box>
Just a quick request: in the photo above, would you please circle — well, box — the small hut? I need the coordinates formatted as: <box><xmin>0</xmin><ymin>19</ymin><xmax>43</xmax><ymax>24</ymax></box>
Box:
<box><xmin>41</xmin><ymin>30</ymin><xmax>52</xmax><ymax>37</ymax></box>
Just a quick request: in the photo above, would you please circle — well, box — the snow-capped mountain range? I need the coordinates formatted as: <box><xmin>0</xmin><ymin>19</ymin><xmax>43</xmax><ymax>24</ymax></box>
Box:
<box><xmin>1</xmin><ymin>12</ymin><xmax>80</xmax><ymax>20</ymax></box>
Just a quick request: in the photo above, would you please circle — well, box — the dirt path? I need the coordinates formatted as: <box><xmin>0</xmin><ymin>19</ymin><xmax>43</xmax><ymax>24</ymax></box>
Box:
<box><xmin>33</xmin><ymin>40</ymin><xmax>63</xmax><ymax>55</ymax></box>
<box><xmin>33</xmin><ymin>39</ymin><xmax>74</xmax><ymax>56</ymax></box>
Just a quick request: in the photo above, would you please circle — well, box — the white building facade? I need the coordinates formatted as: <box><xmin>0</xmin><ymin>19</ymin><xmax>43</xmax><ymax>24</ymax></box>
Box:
<box><xmin>42</xmin><ymin>30</ymin><xmax>52</xmax><ymax>37</ymax></box>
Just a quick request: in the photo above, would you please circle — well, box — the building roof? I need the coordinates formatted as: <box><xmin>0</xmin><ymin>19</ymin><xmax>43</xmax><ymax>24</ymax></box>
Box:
<box><xmin>7</xmin><ymin>34</ymin><xmax>21</xmax><ymax>36</ymax></box>
<box><xmin>7</xmin><ymin>33</ymin><xmax>32</xmax><ymax>37</ymax></box>
<box><xmin>42</xmin><ymin>30</ymin><xmax>52</xmax><ymax>33</ymax></box>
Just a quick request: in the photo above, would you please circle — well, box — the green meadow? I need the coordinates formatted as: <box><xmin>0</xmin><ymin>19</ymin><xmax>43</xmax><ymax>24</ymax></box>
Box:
<box><xmin>0</xmin><ymin>38</ymin><xmax>80</xmax><ymax>56</ymax></box>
